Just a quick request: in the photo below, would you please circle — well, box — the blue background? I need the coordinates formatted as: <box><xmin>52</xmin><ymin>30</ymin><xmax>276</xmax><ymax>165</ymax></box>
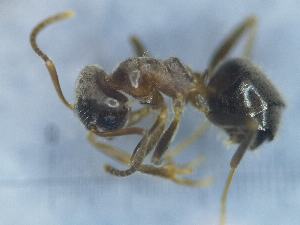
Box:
<box><xmin>1</xmin><ymin>1</ymin><xmax>299</xmax><ymax>225</ymax></box>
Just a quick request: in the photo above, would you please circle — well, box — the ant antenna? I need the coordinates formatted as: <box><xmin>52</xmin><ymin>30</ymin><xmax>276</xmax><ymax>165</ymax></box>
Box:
<box><xmin>30</xmin><ymin>11</ymin><xmax>75</xmax><ymax>110</ymax></box>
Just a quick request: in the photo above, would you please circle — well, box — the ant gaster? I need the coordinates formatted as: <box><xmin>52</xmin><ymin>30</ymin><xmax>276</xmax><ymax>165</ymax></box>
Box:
<box><xmin>30</xmin><ymin>11</ymin><xmax>285</xmax><ymax>225</ymax></box>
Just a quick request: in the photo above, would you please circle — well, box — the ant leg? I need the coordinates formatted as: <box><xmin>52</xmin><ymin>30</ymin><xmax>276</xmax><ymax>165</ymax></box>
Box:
<box><xmin>88</xmin><ymin>132</ymin><xmax>211</xmax><ymax>187</ymax></box>
<box><xmin>30</xmin><ymin>11</ymin><xmax>75</xmax><ymax>110</ymax></box>
<box><xmin>220</xmin><ymin>127</ymin><xmax>256</xmax><ymax>225</ymax></box>
<box><xmin>127</xmin><ymin>106</ymin><xmax>152</xmax><ymax>127</ymax></box>
<box><xmin>151</xmin><ymin>120</ymin><xmax>211</xmax><ymax>181</ymax></box>
<box><xmin>92</xmin><ymin>127</ymin><xmax>145</xmax><ymax>137</ymax></box>
<box><xmin>89</xmin><ymin>106</ymin><xmax>211</xmax><ymax>186</ymax></box>
<box><xmin>151</xmin><ymin>95</ymin><xmax>185</xmax><ymax>164</ymax></box>
<box><xmin>149</xmin><ymin>120</ymin><xmax>212</xmax><ymax>187</ymax></box>
<box><xmin>93</xmin><ymin>105</ymin><xmax>162</xmax><ymax>160</ymax></box>
<box><xmin>130</xmin><ymin>36</ymin><xmax>151</xmax><ymax>57</ymax></box>
<box><xmin>164</xmin><ymin>120</ymin><xmax>210</xmax><ymax>162</ymax></box>
<box><xmin>105</xmin><ymin>96</ymin><xmax>168</xmax><ymax>177</ymax></box>
<box><xmin>139</xmin><ymin>164</ymin><xmax>213</xmax><ymax>187</ymax></box>
<box><xmin>209</xmin><ymin>16</ymin><xmax>257</xmax><ymax>73</ymax></box>
<box><xmin>92</xmin><ymin>105</ymin><xmax>207</xmax><ymax>168</ymax></box>
<box><xmin>87</xmin><ymin>131</ymin><xmax>131</xmax><ymax>164</ymax></box>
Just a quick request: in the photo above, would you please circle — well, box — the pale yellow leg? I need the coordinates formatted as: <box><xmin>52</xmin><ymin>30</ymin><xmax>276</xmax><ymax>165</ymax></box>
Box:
<box><xmin>104</xmin><ymin>101</ymin><xmax>168</xmax><ymax>177</ymax></box>
<box><xmin>88</xmin><ymin>131</ymin><xmax>211</xmax><ymax>187</ymax></box>
<box><xmin>220</xmin><ymin>168</ymin><xmax>236</xmax><ymax>225</ymax></box>
<box><xmin>127</xmin><ymin>106</ymin><xmax>152</xmax><ymax>127</ymax></box>
<box><xmin>219</xmin><ymin>127</ymin><xmax>256</xmax><ymax>225</ymax></box>
<box><xmin>87</xmin><ymin>131</ymin><xmax>131</xmax><ymax>164</ymax></box>
<box><xmin>139</xmin><ymin>164</ymin><xmax>212</xmax><ymax>188</ymax></box>
<box><xmin>165</xmin><ymin>120</ymin><xmax>210</xmax><ymax>161</ymax></box>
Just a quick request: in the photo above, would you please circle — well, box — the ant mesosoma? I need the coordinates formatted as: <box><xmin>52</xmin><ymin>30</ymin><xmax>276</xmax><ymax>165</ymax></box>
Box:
<box><xmin>30</xmin><ymin>11</ymin><xmax>285</xmax><ymax>225</ymax></box>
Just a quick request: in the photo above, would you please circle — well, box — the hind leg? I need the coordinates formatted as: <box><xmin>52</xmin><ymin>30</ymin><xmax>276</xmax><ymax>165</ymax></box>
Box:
<box><xmin>220</xmin><ymin>122</ymin><xmax>257</xmax><ymax>225</ymax></box>
<box><xmin>208</xmin><ymin>16</ymin><xmax>257</xmax><ymax>75</ymax></box>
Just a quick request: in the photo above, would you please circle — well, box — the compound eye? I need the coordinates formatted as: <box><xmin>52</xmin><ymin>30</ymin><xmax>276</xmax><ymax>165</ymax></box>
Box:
<box><xmin>96</xmin><ymin>98</ymin><xmax>129</xmax><ymax>131</ymax></box>
<box><xmin>75</xmin><ymin>96</ymin><xmax>130</xmax><ymax>132</ymax></box>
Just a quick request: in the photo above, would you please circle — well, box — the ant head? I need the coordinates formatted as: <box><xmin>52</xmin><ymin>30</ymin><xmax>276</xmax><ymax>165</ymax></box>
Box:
<box><xmin>75</xmin><ymin>65</ymin><xmax>130</xmax><ymax>131</ymax></box>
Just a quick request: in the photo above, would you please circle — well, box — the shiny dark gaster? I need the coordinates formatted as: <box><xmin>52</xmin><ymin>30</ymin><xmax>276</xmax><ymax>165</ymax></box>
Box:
<box><xmin>206</xmin><ymin>58</ymin><xmax>285</xmax><ymax>150</ymax></box>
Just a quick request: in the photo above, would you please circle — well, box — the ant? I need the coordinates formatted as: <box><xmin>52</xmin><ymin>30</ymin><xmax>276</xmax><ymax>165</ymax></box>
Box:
<box><xmin>30</xmin><ymin>11</ymin><xmax>285</xmax><ymax>225</ymax></box>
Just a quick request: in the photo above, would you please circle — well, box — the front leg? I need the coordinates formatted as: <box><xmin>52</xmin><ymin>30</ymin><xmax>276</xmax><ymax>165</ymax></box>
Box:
<box><xmin>88</xmin><ymin>131</ymin><xmax>211</xmax><ymax>187</ymax></box>
<box><xmin>127</xmin><ymin>106</ymin><xmax>152</xmax><ymax>127</ymax></box>
<box><xmin>105</xmin><ymin>94</ymin><xmax>168</xmax><ymax>177</ymax></box>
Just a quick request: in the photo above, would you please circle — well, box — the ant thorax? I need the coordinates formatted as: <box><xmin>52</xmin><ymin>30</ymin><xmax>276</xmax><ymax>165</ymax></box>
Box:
<box><xmin>110</xmin><ymin>57</ymin><xmax>200</xmax><ymax>101</ymax></box>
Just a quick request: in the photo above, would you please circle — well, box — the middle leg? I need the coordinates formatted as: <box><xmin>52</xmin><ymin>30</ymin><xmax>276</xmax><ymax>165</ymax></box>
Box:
<box><xmin>151</xmin><ymin>95</ymin><xmax>185</xmax><ymax>164</ymax></box>
<box><xmin>104</xmin><ymin>93</ymin><xmax>168</xmax><ymax>177</ymax></box>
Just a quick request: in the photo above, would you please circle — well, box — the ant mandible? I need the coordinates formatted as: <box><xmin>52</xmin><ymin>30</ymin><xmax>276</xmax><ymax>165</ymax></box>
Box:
<box><xmin>30</xmin><ymin>11</ymin><xmax>285</xmax><ymax>225</ymax></box>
